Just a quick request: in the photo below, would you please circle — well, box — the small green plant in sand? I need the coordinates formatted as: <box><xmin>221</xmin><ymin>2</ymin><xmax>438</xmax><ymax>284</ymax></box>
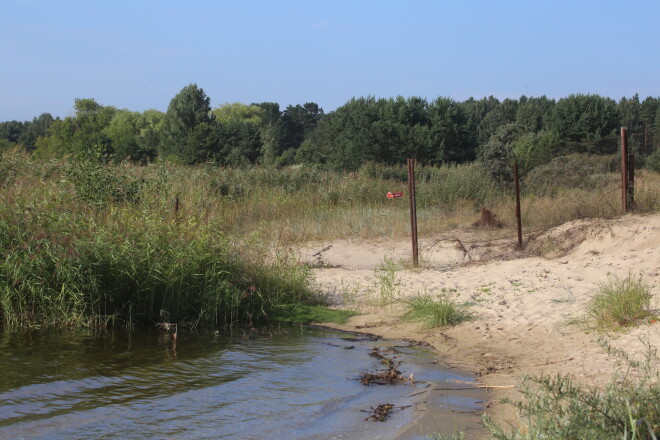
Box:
<box><xmin>339</xmin><ymin>279</ymin><xmax>362</xmax><ymax>305</ymax></box>
<box><xmin>403</xmin><ymin>293</ymin><xmax>473</xmax><ymax>328</ymax></box>
<box><xmin>571</xmin><ymin>275</ymin><xmax>655</xmax><ymax>331</ymax></box>
<box><xmin>551</xmin><ymin>288</ymin><xmax>576</xmax><ymax>304</ymax></box>
<box><xmin>371</xmin><ymin>257</ymin><xmax>400</xmax><ymax>305</ymax></box>
<box><xmin>484</xmin><ymin>337</ymin><xmax>659</xmax><ymax>440</ymax></box>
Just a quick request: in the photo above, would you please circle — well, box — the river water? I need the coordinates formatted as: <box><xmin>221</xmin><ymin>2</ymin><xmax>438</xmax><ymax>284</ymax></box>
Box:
<box><xmin>0</xmin><ymin>326</ymin><xmax>484</xmax><ymax>439</ymax></box>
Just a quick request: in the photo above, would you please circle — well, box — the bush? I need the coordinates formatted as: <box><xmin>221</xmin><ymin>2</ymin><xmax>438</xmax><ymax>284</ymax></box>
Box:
<box><xmin>647</xmin><ymin>148</ymin><xmax>660</xmax><ymax>173</ymax></box>
<box><xmin>485</xmin><ymin>338</ymin><xmax>659</xmax><ymax>440</ymax></box>
<box><xmin>479</xmin><ymin>124</ymin><xmax>524</xmax><ymax>183</ymax></box>
<box><xmin>67</xmin><ymin>159</ymin><xmax>143</xmax><ymax>206</ymax></box>
<box><xmin>524</xmin><ymin>154</ymin><xmax>615</xmax><ymax>196</ymax></box>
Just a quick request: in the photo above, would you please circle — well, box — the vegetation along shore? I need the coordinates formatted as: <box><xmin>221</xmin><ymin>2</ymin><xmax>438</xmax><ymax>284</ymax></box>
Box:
<box><xmin>1</xmin><ymin>87</ymin><xmax>659</xmax><ymax>438</ymax></box>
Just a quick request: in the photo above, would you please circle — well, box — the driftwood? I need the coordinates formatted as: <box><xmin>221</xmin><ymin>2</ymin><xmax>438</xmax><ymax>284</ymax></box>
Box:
<box><xmin>362</xmin><ymin>403</ymin><xmax>412</xmax><ymax>422</ymax></box>
<box><xmin>360</xmin><ymin>348</ymin><xmax>406</xmax><ymax>385</ymax></box>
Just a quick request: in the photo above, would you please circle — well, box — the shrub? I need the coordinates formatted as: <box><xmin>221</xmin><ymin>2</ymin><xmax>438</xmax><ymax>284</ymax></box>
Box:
<box><xmin>647</xmin><ymin>148</ymin><xmax>660</xmax><ymax>173</ymax></box>
<box><xmin>524</xmin><ymin>154</ymin><xmax>615</xmax><ymax>196</ymax></box>
<box><xmin>67</xmin><ymin>159</ymin><xmax>143</xmax><ymax>206</ymax></box>
<box><xmin>485</xmin><ymin>338</ymin><xmax>659</xmax><ymax>440</ymax></box>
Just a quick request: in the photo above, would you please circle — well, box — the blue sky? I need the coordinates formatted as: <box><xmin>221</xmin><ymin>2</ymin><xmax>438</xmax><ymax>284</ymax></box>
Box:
<box><xmin>1</xmin><ymin>0</ymin><xmax>658</xmax><ymax>121</ymax></box>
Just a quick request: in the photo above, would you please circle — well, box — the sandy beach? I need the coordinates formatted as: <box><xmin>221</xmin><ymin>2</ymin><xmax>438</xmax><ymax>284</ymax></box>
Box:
<box><xmin>300</xmin><ymin>213</ymin><xmax>660</xmax><ymax>437</ymax></box>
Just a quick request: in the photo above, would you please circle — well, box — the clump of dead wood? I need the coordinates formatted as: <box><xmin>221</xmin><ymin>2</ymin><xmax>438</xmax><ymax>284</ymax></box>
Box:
<box><xmin>359</xmin><ymin>347</ymin><xmax>406</xmax><ymax>385</ymax></box>
<box><xmin>362</xmin><ymin>402</ymin><xmax>413</xmax><ymax>422</ymax></box>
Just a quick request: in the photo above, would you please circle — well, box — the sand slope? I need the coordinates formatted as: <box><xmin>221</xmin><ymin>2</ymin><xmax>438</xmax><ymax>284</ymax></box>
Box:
<box><xmin>300</xmin><ymin>213</ymin><xmax>660</xmax><ymax>432</ymax></box>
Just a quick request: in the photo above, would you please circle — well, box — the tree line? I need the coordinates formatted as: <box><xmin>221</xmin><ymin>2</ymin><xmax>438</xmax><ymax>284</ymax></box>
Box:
<box><xmin>2</xmin><ymin>84</ymin><xmax>660</xmax><ymax>174</ymax></box>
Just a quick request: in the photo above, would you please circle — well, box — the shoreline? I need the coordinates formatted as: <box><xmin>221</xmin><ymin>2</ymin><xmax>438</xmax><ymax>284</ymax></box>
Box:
<box><xmin>314</xmin><ymin>323</ymin><xmax>493</xmax><ymax>439</ymax></box>
<box><xmin>305</xmin><ymin>213</ymin><xmax>660</xmax><ymax>437</ymax></box>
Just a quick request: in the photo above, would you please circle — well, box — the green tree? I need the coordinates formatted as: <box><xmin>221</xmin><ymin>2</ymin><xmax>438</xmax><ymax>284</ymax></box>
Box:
<box><xmin>211</xmin><ymin>103</ymin><xmax>265</xmax><ymax>125</ymax></box>
<box><xmin>654</xmin><ymin>109</ymin><xmax>660</xmax><ymax>152</ymax></box>
<box><xmin>21</xmin><ymin>113</ymin><xmax>55</xmax><ymax>151</ymax></box>
<box><xmin>427</xmin><ymin>97</ymin><xmax>472</xmax><ymax>163</ymax></box>
<box><xmin>545</xmin><ymin>94</ymin><xmax>618</xmax><ymax>143</ymax></box>
<box><xmin>477</xmin><ymin>98</ymin><xmax>518</xmax><ymax>146</ymax></box>
<box><xmin>260</xmin><ymin>119</ymin><xmax>287</xmax><ymax>165</ymax></box>
<box><xmin>0</xmin><ymin>120</ymin><xmax>26</xmax><ymax>144</ymax></box>
<box><xmin>515</xmin><ymin>96</ymin><xmax>555</xmax><ymax>132</ymax></box>
<box><xmin>252</xmin><ymin>102</ymin><xmax>281</xmax><ymax>125</ymax></box>
<box><xmin>280</xmin><ymin>102</ymin><xmax>324</xmax><ymax>152</ymax></box>
<box><xmin>160</xmin><ymin>84</ymin><xmax>213</xmax><ymax>161</ymax></box>
<box><xmin>0</xmin><ymin>138</ymin><xmax>12</xmax><ymax>153</ymax></box>
<box><xmin>296</xmin><ymin>96</ymin><xmax>380</xmax><ymax>170</ymax></box>
<box><xmin>182</xmin><ymin>122</ymin><xmax>217</xmax><ymax>164</ymax></box>
<box><xmin>458</xmin><ymin>96</ymin><xmax>500</xmax><ymax>151</ymax></box>
<box><xmin>215</xmin><ymin>120</ymin><xmax>262</xmax><ymax>165</ymax></box>
<box><xmin>103</xmin><ymin>109</ymin><xmax>163</xmax><ymax>162</ymax></box>
<box><xmin>34</xmin><ymin>98</ymin><xmax>115</xmax><ymax>159</ymax></box>
<box><xmin>618</xmin><ymin>94</ymin><xmax>641</xmax><ymax>133</ymax></box>
<box><xmin>479</xmin><ymin>124</ymin><xmax>525</xmax><ymax>182</ymax></box>
<box><xmin>512</xmin><ymin>130</ymin><xmax>563</xmax><ymax>174</ymax></box>
<box><xmin>640</xmin><ymin>96</ymin><xmax>659</xmax><ymax>154</ymax></box>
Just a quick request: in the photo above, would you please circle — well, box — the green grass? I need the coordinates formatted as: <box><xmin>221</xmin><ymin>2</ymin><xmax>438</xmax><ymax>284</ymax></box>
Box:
<box><xmin>371</xmin><ymin>257</ymin><xmax>400</xmax><ymax>305</ymax></box>
<box><xmin>269</xmin><ymin>304</ymin><xmax>359</xmax><ymax>324</ymax></box>
<box><xmin>583</xmin><ymin>275</ymin><xmax>655</xmax><ymax>331</ymax></box>
<box><xmin>403</xmin><ymin>293</ymin><xmax>473</xmax><ymax>328</ymax></box>
<box><xmin>485</xmin><ymin>338</ymin><xmax>659</xmax><ymax>440</ymax></box>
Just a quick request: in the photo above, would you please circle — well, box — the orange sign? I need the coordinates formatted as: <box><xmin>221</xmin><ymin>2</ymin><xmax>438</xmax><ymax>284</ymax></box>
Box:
<box><xmin>387</xmin><ymin>192</ymin><xmax>404</xmax><ymax>199</ymax></box>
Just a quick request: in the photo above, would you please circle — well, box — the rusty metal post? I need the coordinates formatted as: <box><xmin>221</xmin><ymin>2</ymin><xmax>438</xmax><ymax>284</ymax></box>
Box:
<box><xmin>629</xmin><ymin>154</ymin><xmax>635</xmax><ymax>210</ymax></box>
<box><xmin>514</xmin><ymin>162</ymin><xmax>523</xmax><ymax>248</ymax></box>
<box><xmin>621</xmin><ymin>127</ymin><xmax>629</xmax><ymax>213</ymax></box>
<box><xmin>407</xmin><ymin>158</ymin><xmax>419</xmax><ymax>267</ymax></box>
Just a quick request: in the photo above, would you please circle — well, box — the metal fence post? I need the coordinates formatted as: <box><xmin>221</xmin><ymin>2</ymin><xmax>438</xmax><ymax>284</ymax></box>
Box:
<box><xmin>407</xmin><ymin>158</ymin><xmax>419</xmax><ymax>267</ymax></box>
<box><xmin>514</xmin><ymin>162</ymin><xmax>523</xmax><ymax>248</ymax></box>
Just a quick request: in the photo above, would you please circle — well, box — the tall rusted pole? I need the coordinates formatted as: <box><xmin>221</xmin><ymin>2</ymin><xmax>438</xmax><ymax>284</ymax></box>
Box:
<box><xmin>621</xmin><ymin>127</ymin><xmax>629</xmax><ymax>213</ymax></box>
<box><xmin>629</xmin><ymin>154</ymin><xmax>635</xmax><ymax>210</ymax></box>
<box><xmin>407</xmin><ymin>158</ymin><xmax>419</xmax><ymax>267</ymax></box>
<box><xmin>514</xmin><ymin>162</ymin><xmax>523</xmax><ymax>249</ymax></box>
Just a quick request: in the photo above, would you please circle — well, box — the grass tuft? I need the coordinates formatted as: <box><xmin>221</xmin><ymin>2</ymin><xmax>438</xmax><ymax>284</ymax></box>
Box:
<box><xmin>584</xmin><ymin>275</ymin><xmax>655</xmax><ymax>330</ymax></box>
<box><xmin>371</xmin><ymin>257</ymin><xmax>400</xmax><ymax>305</ymax></box>
<box><xmin>403</xmin><ymin>293</ymin><xmax>473</xmax><ymax>328</ymax></box>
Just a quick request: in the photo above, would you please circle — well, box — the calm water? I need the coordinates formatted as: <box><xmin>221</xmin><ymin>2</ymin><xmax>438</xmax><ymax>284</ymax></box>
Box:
<box><xmin>0</xmin><ymin>327</ymin><xmax>483</xmax><ymax>440</ymax></box>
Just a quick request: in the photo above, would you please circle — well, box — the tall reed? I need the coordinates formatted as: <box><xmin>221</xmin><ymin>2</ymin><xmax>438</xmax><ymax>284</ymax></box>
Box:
<box><xmin>1</xmin><ymin>153</ymin><xmax>659</xmax><ymax>328</ymax></box>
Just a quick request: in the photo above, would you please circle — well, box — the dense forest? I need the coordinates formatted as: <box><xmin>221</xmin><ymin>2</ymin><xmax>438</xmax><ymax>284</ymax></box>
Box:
<box><xmin>2</xmin><ymin>84</ymin><xmax>660</xmax><ymax>176</ymax></box>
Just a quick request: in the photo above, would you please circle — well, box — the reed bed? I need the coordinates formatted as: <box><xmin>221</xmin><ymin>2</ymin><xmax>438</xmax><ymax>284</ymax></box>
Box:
<box><xmin>1</xmin><ymin>153</ymin><xmax>659</xmax><ymax>328</ymax></box>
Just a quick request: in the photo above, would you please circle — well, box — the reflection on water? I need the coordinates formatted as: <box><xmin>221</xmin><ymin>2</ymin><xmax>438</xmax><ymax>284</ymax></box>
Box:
<box><xmin>0</xmin><ymin>327</ymin><xmax>481</xmax><ymax>440</ymax></box>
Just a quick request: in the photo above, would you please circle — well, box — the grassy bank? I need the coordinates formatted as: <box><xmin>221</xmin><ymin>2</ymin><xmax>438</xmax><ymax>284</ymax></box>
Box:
<box><xmin>1</xmin><ymin>153</ymin><xmax>659</xmax><ymax>329</ymax></box>
<box><xmin>0</xmin><ymin>155</ymin><xmax>323</xmax><ymax>328</ymax></box>
<box><xmin>0</xmin><ymin>203</ymin><xmax>318</xmax><ymax>328</ymax></box>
